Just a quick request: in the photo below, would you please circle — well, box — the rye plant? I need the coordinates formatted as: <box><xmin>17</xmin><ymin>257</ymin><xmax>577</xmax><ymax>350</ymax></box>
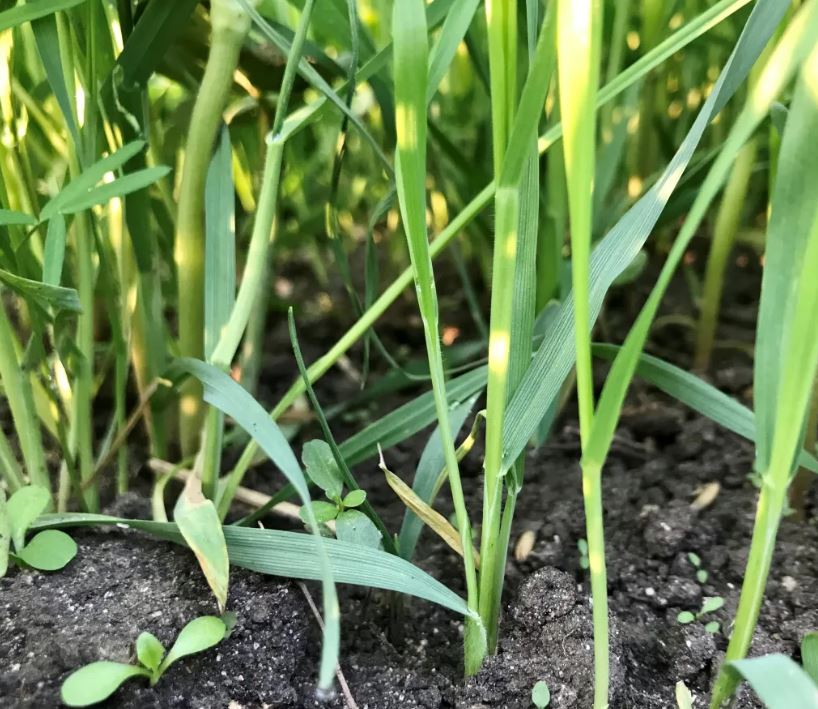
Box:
<box><xmin>4</xmin><ymin>0</ymin><xmax>818</xmax><ymax>706</ymax></box>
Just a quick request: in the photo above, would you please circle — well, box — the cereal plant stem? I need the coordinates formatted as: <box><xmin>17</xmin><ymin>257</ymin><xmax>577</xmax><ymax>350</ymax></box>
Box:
<box><xmin>175</xmin><ymin>12</ymin><xmax>246</xmax><ymax>456</ymax></box>
<box><xmin>709</xmin><ymin>482</ymin><xmax>785</xmax><ymax>708</ymax></box>
<box><xmin>694</xmin><ymin>138</ymin><xmax>757</xmax><ymax>371</ymax></box>
<box><xmin>583</xmin><ymin>460</ymin><xmax>609</xmax><ymax>709</ymax></box>
<box><xmin>0</xmin><ymin>304</ymin><xmax>44</xmax><ymax>490</ymax></box>
<box><xmin>210</xmin><ymin>0</ymin><xmax>316</xmax><ymax>368</ymax></box>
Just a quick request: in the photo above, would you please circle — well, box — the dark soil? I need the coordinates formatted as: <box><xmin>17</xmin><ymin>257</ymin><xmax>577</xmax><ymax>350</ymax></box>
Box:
<box><xmin>4</xmin><ymin>246</ymin><xmax>816</xmax><ymax>708</ymax></box>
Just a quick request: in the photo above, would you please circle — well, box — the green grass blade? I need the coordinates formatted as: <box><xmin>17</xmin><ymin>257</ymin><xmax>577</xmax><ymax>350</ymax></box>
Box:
<box><xmin>591</xmin><ymin>345</ymin><xmax>818</xmax><ymax>474</ymax></box>
<box><xmin>582</xmin><ymin>2</ymin><xmax>818</xmax><ymax>472</ymax></box>
<box><xmin>110</xmin><ymin>0</ymin><xmax>200</xmax><ymax>88</ymax></box>
<box><xmin>427</xmin><ymin>0</ymin><xmax>481</xmax><ymax>103</ymax></box>
<box><xmin>59</xmin><ymin>167</ymin><xmax>171</xmax><ymax>215</ymax></box>
<box><xmin>0</xmin><ymin>0</ymin><xmax>86</xmax><ymax>32</ymax></box>
<box><xmin>204</xmin><ymin>125</ymin><xmax>236</xmax><ymax>361</ymax></box>
<box><xmin>711</xmin><ymin>37</ymin><xmax>818</xmax><ymax>707</ymax></box>
<box><xmin>42</xmin><ymin>215</ymin><xmax>67</xmax><ymax>286</ymax></box>
<box><xmin>171</xmin><ymin>358</ymin><xmax>339</xmax><ymax>691</ymax></box>
<box><xmin>239</xmin><ymin>0</ymin><xmax>391</xmax><ymax>174</ymax></box>
<box><xmin>39</xmin><ymin>141</ymin><xmax>147</xmax><ymax>221</ymax></box>
<box><xmin>29</xmin><ymin>10</ymin><xmax>80</xmax><ymax>148</ymax></box>
<box><xmin>338</xmin><ymin>366</ymin><xmax>487</xmax><ymax>466</ymax></box>
<box><xmin>393</xmin><ymin>0</ymin><xmax>482</xmax><ymax>668</ymax></box>
<box><xmin>0</xmin><ymin>269</ymin><xmax>80</xmax><ymax>314</ymax></box>
<box><xmin>501</xmin><ymin>0</ymin><xmax>791</xmax><ymax>472</ymax></box>
<box><xmin>0</xmin><ymin>210</ymin><xmax>36</xmax><ymax>227</ymax></box>
<box><xmin>31</xmin><ymin>513</ymin><xmax>472</xmax><ymax>617</ymax></box>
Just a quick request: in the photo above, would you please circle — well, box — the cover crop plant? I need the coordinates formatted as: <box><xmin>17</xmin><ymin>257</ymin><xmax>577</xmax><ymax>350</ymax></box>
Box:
<box><xmin>1</xmin><ymin>0</ymin><xmax>817</xmax><ymax>706</ymax></box>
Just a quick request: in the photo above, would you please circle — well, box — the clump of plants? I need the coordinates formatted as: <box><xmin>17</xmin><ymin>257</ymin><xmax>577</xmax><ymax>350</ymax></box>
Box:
<box><xmin>1</xmin><ymin>0</ymin><xmax>818</xmax><ymax>706</ymax></box>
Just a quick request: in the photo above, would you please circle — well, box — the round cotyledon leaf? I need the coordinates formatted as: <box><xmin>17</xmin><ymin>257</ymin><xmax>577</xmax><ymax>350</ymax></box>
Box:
<box><xmin>17</xmin><ymin>530</ymin><xmax>77</xmax><ymax>571</ymax></box>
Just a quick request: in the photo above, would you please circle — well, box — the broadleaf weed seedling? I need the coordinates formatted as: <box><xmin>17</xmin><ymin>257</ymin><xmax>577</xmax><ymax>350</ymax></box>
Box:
<box><xmin>687</xmin><ymin>552</ymin><xmax>709</xmax><ymax>585</ymax></box>
<box><xmin>60</xmin><ymin>615</ymin><xmax>228</xmax><ymax>707</ymax></box>
<box><xmin>531</xmin><ymin>679</ymin><xmax>551</xmax><ymax>708</ymax></box>
<box><xmin>677</xmin><ymin>596</ymin><xmax>725</xmax><ymax>634</ymax></box>
<box><xmin>0</xmin><ymin>485</ymin><xmax>76</xmax><ymax>576</ymax></box>
<box><xmin>300</xmin><ymin>439</ymin><xmax>381</xmax><ymax>549</ymax></box>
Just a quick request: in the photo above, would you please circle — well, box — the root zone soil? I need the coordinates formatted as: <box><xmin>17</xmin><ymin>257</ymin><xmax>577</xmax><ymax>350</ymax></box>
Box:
<box><xmin>2</xmin><ymin>253</ymin><xmax>812</xmax><ymax>709</ymax></box>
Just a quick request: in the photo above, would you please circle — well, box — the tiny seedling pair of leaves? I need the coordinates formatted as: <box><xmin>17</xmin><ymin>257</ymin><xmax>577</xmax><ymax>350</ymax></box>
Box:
<box><xmin>0</xmin><ymin>485</ymin><xmax>76</xmax><ymax>577</ymax></box>
<box><xmin>676</xmin><ymin>596</ymin><xmax>724</xmax><ymax>634</ymax></box>
<box><xmin>727</xmin><ymin>632</ymin><xmax>818</xmax><ymax>709</ymax></box>
<box><xmin>300</xmin><ymin>439</ymin><xmax>380</xmax><ymax>549</ymax></box>
<box><xmin>60</xmin><ymin>616</ymin><xmax>227</xmax><ymax>707</ymax></box>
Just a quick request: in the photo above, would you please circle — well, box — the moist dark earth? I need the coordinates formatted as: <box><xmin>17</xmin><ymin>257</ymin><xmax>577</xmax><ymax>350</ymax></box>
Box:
<box><xmin>3</xmin><ymin>248</ymin><xmax>815</xmax><ymax>708</ymax></box>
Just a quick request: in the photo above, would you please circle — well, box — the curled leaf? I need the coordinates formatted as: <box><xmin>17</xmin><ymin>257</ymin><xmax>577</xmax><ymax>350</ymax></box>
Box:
<box><xmin>174</xmin><ymin>475</ymin><xmax>229</xmax><ymax>613</ymax></box>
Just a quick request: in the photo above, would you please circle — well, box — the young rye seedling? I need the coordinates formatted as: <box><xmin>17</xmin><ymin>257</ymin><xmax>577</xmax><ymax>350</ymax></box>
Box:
<box><xmin>0</xmin><ymin>486</ymin><xmax>76</xmax><ymax>576</ymax></box>
<box><xmin>300</xmin><ymin>439</ymin><xmax>381</xmax><ymax>549</ymax></box>
<box><xmin>60</xmin><ymin>616</ymin><xmax>229</xmax><ymax>707</ymax></box>
<box><xmin>677</xmin><ymin>596</ymin><xmax>724</xmax><ymax>634</ymax></box>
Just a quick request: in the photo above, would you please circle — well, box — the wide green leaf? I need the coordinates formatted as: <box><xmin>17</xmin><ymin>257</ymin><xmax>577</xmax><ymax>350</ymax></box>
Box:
<box><xmin>335</xmin><ymin>510</ymin><xmax>381</xmax><ymax>549</ymax></box>
<box><xmin>729</xmin><ymin>655</ymin><xmax>818</xmax><ymax>709</ymax></box>
<box><xmin>158</xmin><ymin>616</ymin><xmax>226</xmax><ymax>676</ymax></box>
<box><xmin>61</xmin><ymin>662</ymin><xmax>150</xmax><ymax>707</ymax></box>
<box><xmin>7</xmin><ymin>485</ymin><xmax>50</xmax><ymax>553</ymax></box>
<box><xmin>17</xmin><ymin>530</ymin><xmax>77</xmax><ymax>571</ymax></box>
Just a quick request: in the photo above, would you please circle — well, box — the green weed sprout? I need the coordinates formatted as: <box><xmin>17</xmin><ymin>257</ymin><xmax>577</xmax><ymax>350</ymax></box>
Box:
<box><xmin>0</xmin><ymin>486</ymin><xmax>76</xmax><ymax>576</ymax></box>
<box><xmin>60</xmin><ymin>616</ymin><xmax>228</xmax><ymax>707</ymax></box>
<box><xmin>687</xmin><ymin>552</ymin><xmax>709</xmax><ymax>585</ymax></box>
<box><xmin>300</xmin><ymin>439</ymin><xmax>381</xmax><ymax>549</ymax></box>
<box><xmin>532</xmin><ymin>680</ymin><xmax>551</xmax><ymax>708</ymax></box>
<box><xmin>676</xmin><ymin>596</ymin><xmax>724</xmax><ymax>634</ymax></box>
